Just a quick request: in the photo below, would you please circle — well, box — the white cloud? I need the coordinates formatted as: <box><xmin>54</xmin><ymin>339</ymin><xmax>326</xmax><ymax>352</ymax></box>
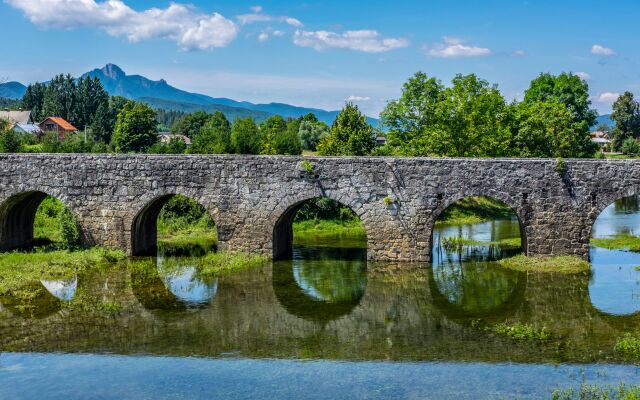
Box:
<box><xmin>591</xmin><ymin>44</ymin><xmax>616</xmax><ymax>56</ymax></box>
<box><xmin>346</xmin><ymin>95</ymin><xmax>371</xmax><ymax>101</ymax></box>
<box><xmin>5</xmin><ymin>0</ymin><xmax>239</xmax><ymax>50</ymax></box>
<box><xmin>236</xmin><ymin>7</ymin><xmax>303</xmax><ymax>27</ymax></box>
<box><xmin>425</xmin><ymin>37</ymin><xmax>492</xmax><ymax>58</ymax></box>
<box><xmin>513</xmin><ymin>50</ymin><xmax>526</xmax><ymax>57</ymax></box>
<box><xmin>272</xmin><ymin>30</ymin><xmax>285</xmax><ymax>37</ymax></box>
<box><xmin>257</xmin><ymin>32</ymin><xmax>269</xmax><ymax>42</ymax></box>
<box><xmin>575</xmin><ymin>71</ymin><xmax>590</xmax><ymax>81</ymax></box>
<box><xmin>596</xmin><ymin>92</ymin><xmax>620</xmax><ymax>104</ymax></box>
<box><xmin>293</xmin><ymin>30</ymin><xmax>409</xmax><ymax>53</ymax></box>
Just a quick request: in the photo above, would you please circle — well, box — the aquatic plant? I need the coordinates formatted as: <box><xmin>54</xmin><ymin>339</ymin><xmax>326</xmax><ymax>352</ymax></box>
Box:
<box><xmin>551</xmin><ymin>382</ymin><xmax>640</xmax><ymax>400</ymax></box>
<box><xmin>490</xmin><ymin>322</ymin><xmax>551</xmax><ymax>341</ymax></box>
<box><xmin>591</xmin><ymin>234</ymin><xmax>640</xmax><ymax>252</ymax></box>
<box><xmin>497</xmin><ymin>255</ymin><xmax>590</xmax><ymax>274</ymax></box>
<box><xmin>614</xmin><ymin>333</ymin><xmax>640</xmax><ymax>361</ymax></box>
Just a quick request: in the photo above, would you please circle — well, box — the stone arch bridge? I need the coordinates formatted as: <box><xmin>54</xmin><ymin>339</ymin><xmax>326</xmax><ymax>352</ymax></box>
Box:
<box><xmin>0</xmin><ymin>154</ymin><xmax>634</xmax><ymax>261</ymax></box>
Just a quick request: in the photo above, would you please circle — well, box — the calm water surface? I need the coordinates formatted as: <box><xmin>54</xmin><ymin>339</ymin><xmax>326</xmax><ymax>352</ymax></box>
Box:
<box><xmin>2</xmin><ymin>202</ymin><xmax>640</xmax><ymax>399</ymax></box>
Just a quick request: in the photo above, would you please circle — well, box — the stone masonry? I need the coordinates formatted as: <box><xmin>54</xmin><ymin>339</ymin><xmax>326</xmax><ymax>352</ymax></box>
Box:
<box><xmin>0</xmin><ymin>154</ymin><xmax>635</xmax><ymax>261</ymax></box>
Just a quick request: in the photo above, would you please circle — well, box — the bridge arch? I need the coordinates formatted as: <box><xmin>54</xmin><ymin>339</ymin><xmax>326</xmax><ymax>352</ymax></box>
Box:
<box><xmin>428</xmin><ymin>192</ymin><xmax>528</xmax><ymax>258</ymax></box>
<box><xmin>0</xmin><ymin>189</ymin><xmax>78</xmax><ymax>250</ymax></box>
<box><xmin>131</xmin><ymin>193</ymin><xmax>217</xmax><ymax>256</ymax></box>
<box><xmin>271</xmin><ymin>192</ymin><xmax>370</xmax><ymax>260</ymax></box>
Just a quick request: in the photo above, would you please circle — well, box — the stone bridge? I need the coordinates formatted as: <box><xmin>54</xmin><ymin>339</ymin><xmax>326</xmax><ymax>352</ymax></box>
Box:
<box><xmin>0</xmin><ymin>154</ymin><xmax>635</xmax><ymax>261</ymax></box>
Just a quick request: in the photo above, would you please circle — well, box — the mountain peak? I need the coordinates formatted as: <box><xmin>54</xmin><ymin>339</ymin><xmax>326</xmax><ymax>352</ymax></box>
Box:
<box><xmin>101</xmin><ymin>63</ymin><xmax>125</xmax><ymax>80</ymax></box>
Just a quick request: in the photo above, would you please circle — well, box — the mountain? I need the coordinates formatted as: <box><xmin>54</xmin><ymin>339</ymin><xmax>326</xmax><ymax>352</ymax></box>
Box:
<box><xmin>83</xmin><ymin>64</ymin><xmax>379</xmax><ymax>126</ymax></box>
<box><xmin>0</xmin><ymin>81</ymin><xmax>26</xmax><ymax>99</ymax></box>
<box><xmin>594</xmin><ymin>114</ymin><xmax>614</xmax><ymax>130</ymax></box>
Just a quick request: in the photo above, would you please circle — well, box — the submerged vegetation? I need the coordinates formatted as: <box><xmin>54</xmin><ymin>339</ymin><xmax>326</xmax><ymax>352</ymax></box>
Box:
<box><xmin>436</xmin><ymin>196</ymin><xmax>515</xmax><ymax>226</ymax></box>
<box><xmin>551</xmin><ymin>382</ymin><xmax>640</xmax><ymax>400</ymax></box>
<box><xmin>441</xmin><ymin>236</ymin><xmax>521</xmax><ymax>251</ymax></box>
<box><xmin>497</xmin><ymin>255</ymin><xmax>590</xmax><ymax>274</ymax></box>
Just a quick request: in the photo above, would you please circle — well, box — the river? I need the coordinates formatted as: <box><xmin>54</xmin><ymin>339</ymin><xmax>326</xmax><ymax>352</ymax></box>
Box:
<box><xmin>1</xmin><ymin>200</ymin><xmax>640</xmax><ymax>399</ymax></box>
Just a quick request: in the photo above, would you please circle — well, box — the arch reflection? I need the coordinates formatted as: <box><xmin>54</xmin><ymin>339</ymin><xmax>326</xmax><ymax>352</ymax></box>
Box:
<box><xmin>131</xmin><ymin>255</ymin><xmax>218</xmax><ymax>311</ymax></box>
<box><xmin>0</xmin><ymin>281</ymin><xmax>61</xmax><ymax>318</ymax></box>
<box><xmin>40</xmin><ymin>276</ymin><xmax>77</xmax><ymax>301</ymax></box>
<box><xmin>273</xmin><ymin>246</ymin><xmax>367</xmax><ymax>322</ymax></box>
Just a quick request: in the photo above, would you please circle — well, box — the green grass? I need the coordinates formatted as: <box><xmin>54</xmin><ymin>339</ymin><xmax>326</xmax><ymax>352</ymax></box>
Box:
<box><xmin>0</xmin><ymin>247</ymin><xmax>126</xmax><ymax>296</ymax></box>
<box><xmin>196</xmin><ymin>252</ymin><xmax>269</xmax><ymax>277</ymax></box>
<box><xmin>551</xmin><ymin>382</ymin><xmax>640</xmax><ymax>399</ymax></box>
<box><xmin>436</xmin><ymin>196</ymin><xmax>515</xmax><ymax>227</ymax></box>
<box><xmin>157</xmin><ymin>213</ymin><xmax>217</xmax><ymax>248</ymax></box>
<box><xmin>293</xmin><ymin>219</ymin><xmax>367</xmax><ymax>249</ymax></box>
<box><xmin>614</xmin><ymin>334</ymin><xmax>640</xmax><ymax>361</ymax></box>
<box><xmin>591</xmin><ymin>234</ymin><xmax>640</xmax><ymax>252</ymax></box>
<box><xmin>497</xmin><ymin>254</ymin><xmax>590</xmax><ymax>274</ymax></box>
<box><xmin>441</xmin><ymin>236</ymin><xmax>521</xmax><ymax>250</ymax></box>
<box><xmin>489</xmin><ymin>322</ymin><xmax>551</xmax><ymax>341</ymax></box>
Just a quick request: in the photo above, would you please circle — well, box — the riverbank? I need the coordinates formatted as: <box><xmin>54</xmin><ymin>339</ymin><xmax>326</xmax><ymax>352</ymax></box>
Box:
<box><xmin>292</xmin><ymin>219</ymin><xmax>367</xmax><ymax>248</ymax></box>
<box><xmin>436</xmin><ymin>196</ymin><xmax>515</xmax><ymax>226</ymax></box>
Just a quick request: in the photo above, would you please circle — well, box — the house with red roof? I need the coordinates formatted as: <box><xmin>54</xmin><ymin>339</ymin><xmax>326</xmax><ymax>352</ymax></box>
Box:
<box><xmin>39</xmin><ymin>117</ymin><xmax>78</xmax><ymax>140</ymax></box>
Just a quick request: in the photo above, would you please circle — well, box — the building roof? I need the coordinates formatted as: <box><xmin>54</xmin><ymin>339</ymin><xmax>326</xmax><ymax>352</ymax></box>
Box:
<box><xmin>591</xmin><ymin>137</ymin><xmax>611</xmax><ymax>144</ymax></box>
<box><xmin>0</xmin><ymin>110</ymin><xmax>32</xmax><ymax>125</ymax></box>
<box><xmin>159</xmin><ymin>133</ymin><xmax>192</xmax><ymax>146</ymax></box>
<box><xmin>12</xmin><ymin>123</ymin><xmax>42</xmax><ymax>134</ymax></box>
<box><xmin>41</xmin><ymin>117</ymin><xmax>78</xmax><ymax>132</ymax></box>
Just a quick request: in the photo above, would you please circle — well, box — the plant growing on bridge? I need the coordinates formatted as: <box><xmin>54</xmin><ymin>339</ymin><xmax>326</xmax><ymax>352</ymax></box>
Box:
<box><xmin>555</xmin><ymin>157</ymin><xmax>566</xmax><ymax>175</ymax></box>
<box><xmin>300</xmin><ymin>159</ymin><xmax>315</xmax><ymax>174</ymax></box>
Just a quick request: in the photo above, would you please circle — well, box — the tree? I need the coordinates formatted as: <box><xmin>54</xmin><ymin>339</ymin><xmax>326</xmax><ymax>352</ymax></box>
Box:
<box><xmin>73</xmin><ymin>76</ymin><xmax>109</xmax><ymax>129</ymax></box>
<box><xmin>0</xmin><ymin>124</ymin><xmax>21</xmax><ymax>153</ymax></box>
<box><xmin>318</xmin><ymin>103</ymin><xmax>376</xmax><ymax>156</ymax></box>
<box><xmin>191</xmin><ymin>111</ymin><xmax>232</xmax><ymax>154</ymax></box>
<box><xmin>21</xmin><ymin>82</ymin><xmax>46</xmax><ymax>122</ymax></box>
<box><xmin>172</xmin><ymin>111</ymin><xmax>211</xmax><ymax>138</ymax></box>
<box><xmin>112</xmin><ymin>102</ymin><xmax>158</xmax><ymax>153</ymax></box>
<box><xmin>620</xmin><ymin>138</ymin><xmax>640</xmax><ymax>156</ymax></box>
<box><xmin>260</xmin><ymin>115</ymin><xmax>287</xmax><ymax>155</ymax></box>
<box><xmin>381</xmin><ymin>71</ymin><xmax>444</xmax><ymax>152</ymax></box>
<box><xmin>90</xmin><ymin>102</ymin><xmax>113</xmax><ymax>144</ymax></box>
<box><xmin>512</xmin><ymin>101</ymin><xmax>597</xmax><ymax>158</ymax></box>
<box><xmin>231</xmin><ymin>118</ymin><xmax>261</xmax><ymax>154</ymax></box>
<box><xmin>523</xmin><ymin>72</ymin><xmax>597</xmax><ymax>127</ymax></box>
<box><xmin>611</xmin><ymin>92</ymin><xmax>640</xmax><ymax>150</ymax></box>
<box><xmin>42</xmin><ymin>74</ymin><xmax>76</xmax><ymax>122</ymax></box>
<box><xmin>299</xmin><ymin>120</ymin><xmax>329</xmax><ymax>151</ymax></box>
<box><xmin>277</xmin><ymin>118</ymin><xmax>302</xmax><ymax>155</ymax></box>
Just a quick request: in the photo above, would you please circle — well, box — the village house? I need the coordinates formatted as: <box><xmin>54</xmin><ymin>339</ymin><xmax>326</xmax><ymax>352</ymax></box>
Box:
<box><xmin>158</xmin><ymin>132</ymin><xmax>192</xmax><ymax>146</ymax></box>
<box><xmin>0</xmin><ymin>110</ymin><xmax>42</xmax><ymax>135</ymax></box>
<box><xmin>39</xmin><ymin>117</ymin><xmax>78</xmax><ymax>140</ymax></box>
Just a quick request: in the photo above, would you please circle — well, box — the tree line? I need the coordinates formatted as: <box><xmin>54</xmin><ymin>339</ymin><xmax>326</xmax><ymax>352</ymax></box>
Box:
<box><xmin>0</xmin><ymin>69</ymin><xmax>619</xmax><ymax>158</ymax></box>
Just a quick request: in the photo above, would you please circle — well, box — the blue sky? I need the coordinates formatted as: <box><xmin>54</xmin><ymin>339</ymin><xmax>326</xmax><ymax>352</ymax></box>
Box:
<box><xmin>1</xmin><ymin>0</ymin><xmax>639</xmax><ymax>117</ymax></box>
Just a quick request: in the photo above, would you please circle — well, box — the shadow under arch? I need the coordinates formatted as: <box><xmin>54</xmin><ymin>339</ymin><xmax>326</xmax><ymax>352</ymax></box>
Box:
<box><xmin>429</xmin><ymin>194</ymin><xmax>528</xmax><ymax>259</ymax></box>
<box><xmin>131</xmin><ymin>193</ymin><xmax>217</xmax><ymax>256</ymax></box>
<box><xmin>272</xmin><ymin>195</ymin><xmax>369</xmax><ymax>261</ymax></box>
<box><xmin>272</xmin><ymin>247</ymin><xmax>368</xmax><ymax>323</ymax></box>
<box><xmin>0</xmin><ymin>190</ymin><xmax>71</xmax><ymax>250</ymax></box>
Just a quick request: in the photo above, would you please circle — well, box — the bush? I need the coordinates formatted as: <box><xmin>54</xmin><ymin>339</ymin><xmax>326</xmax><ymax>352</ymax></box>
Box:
<box><xmin>621</xmin><ymin>138</ymin><xmax>640</xmax><ymax>156</ymax></box>
<box><xmin>58</xmin><ymin>206</ymin><xmax>79</xmax><ymax>249</ymax></box>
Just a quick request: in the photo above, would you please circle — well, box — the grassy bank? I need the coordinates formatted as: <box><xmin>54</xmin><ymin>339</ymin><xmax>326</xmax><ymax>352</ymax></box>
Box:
<box><xmin>436</xmin><ymin>196</ymin><xmax>515</xmax><ymax>226</ymax></box>
<box><xmin>157</xmin><ymin>212</ymin><xmax>217</xmax><ymax>248</ymax></box>
<box><xmin>293</xmin><ymin>219</ymin><xmax>367</xmax><ymax>248</ymax></box>
<box><xmin>497</xmin><ymin>254</ymin><xmax>590</xmax><ymax>274</ymax></box>
<box><xmin>441</xmin><ymin>236</ymin><xmax>521</xmax><ymax>250</ymax></box>
<box><xmin>591</xmin><ymin>234</ymin><xmax>640</xmax><ymax>252</ymax></box>
<box><xmin>0</xmin><ymin>248</ymin><xmax>126</xmax><ymax>296</ymax></box>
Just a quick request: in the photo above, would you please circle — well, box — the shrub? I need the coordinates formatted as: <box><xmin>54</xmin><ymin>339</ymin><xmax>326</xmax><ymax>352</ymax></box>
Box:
<box><xmin>621</xmin><ymin>138</ymin><xmax>640</xmax><ymax>156</ymax></box>
<box><xmin>58</xmin><ymin>206</ymin><xmax>79</xmax><ymax>249</ymax></box>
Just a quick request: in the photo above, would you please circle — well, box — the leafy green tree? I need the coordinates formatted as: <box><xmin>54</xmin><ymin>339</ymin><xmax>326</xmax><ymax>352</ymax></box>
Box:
<box><xmin>611</xmin><ymin>92</ymin><xmax>640</xmax><ymax>150</ymax></box>
<box><xmin>90</xmin><ymin>102</ymin><xmax>113</xmax><ymax>144</ymax></box>
<box><xmin>191</xmin><ymin>111</ymin><xmax>232</xmax><ymax>154</ymax></box>
<box><xmin>277</xmin><ymin>118</ymin><xmax>302</xmax><ymax>155</ymax></box>
<box><xmin>299</xmin><ymin>120</ymin><xmax>329</xmax><ymax>151</ymax></box>
<box><xmin>523</xmin><ymin>72</ymin><xmax>597</xmax><ymax>127</ymax></box>
<box><xmin>231</xmin><ymin>118</ymin><xmax>261</xmax><ymax>154</ymax></box>
<box><xmin>260</xmin><ymin>115</ymin><xmax>287</xmax><ymax>155</ymax></box>
<box><xmin>513</xmin><ymin>101</ymin><xmax>596</xmax><ymax>158</ymax></box>
<box><xmin>318</xmin><ymin>103</ymin><xmax>376</xmax><ymax>156</ymax></box>
<box><xmin>172</xmin><ymin>111</ymin><xmax>211</xmax><ymax>138</ymax></box>
<box><xmin>58</xmin><ymin>206</ymin><xmax>79</xmax><ymax>249</ymax></box>
<box><xmin>149</xmin><ymin>137</ymin><xmax>188</xmax><ymax>154</ymax></box>
<box><xmin>73</xmin><ymin>76</ymin><xmax>109</xmax><ymax>130</ymax></box>
<box><xmin>381</xmin><ymin>71</ymin><xmax>444</xmax><ymax>152</ymax></box>
<box><xmin>112</xmin><ymin>102</ymin><xmax>158</xmax><ymax>153</ymax></box>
